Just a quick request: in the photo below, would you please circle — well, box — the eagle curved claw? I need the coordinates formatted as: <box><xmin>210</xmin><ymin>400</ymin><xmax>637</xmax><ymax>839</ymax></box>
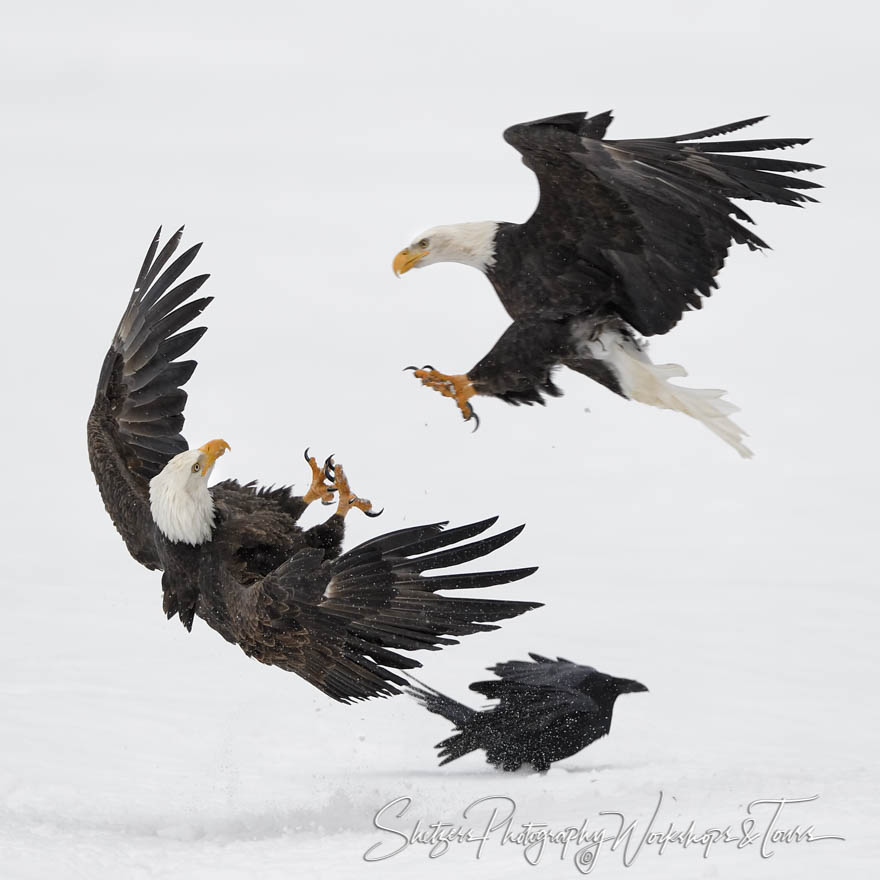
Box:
<box><xmin>410</xmin><ymin>367</ymin><xmax>480</xmax><ymax>430</ymax></box>
<box><xmin>302</xmin><ymin>449</ymin><xmax>337</xmax><ymax>505</ymax></box>
<box><xmin>321</xmin><ymin>456</ymin><xmax>338</xmax><ymax>504</ymax></box>
<box><xmin>332</xmin><ymin>463</ymin><xmax>378</xmax><ymax>519</ymax></box>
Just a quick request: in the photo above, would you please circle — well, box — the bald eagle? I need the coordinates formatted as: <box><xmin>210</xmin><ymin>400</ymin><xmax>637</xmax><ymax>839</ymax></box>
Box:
<box><xmin>394</xmin><ymin>111</ymin><xmax>822</xmax><ymax>456</ymax></box>
<box><xmin>407</xmin><ymin>653</ymin><xmax>647</xmax><ymax>772</ymax></box>
<box><xmin>87</xmin><ymin>228</ymin><xmax>540</xmax><ymax>703</ymax></box>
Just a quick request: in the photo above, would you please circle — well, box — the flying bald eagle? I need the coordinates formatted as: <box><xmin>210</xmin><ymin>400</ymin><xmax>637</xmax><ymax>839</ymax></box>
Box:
<box><xmin>393</xmin><ymin>111</ymin><xmax>822</xmax><ymax>456</ymax></box>
<box><xmin>407</xmin><ymin>653</ymin><xmax>647</xmax><ymax>772</ymax></box>
<box><xmin>87</xmin><ymin>228</ymin><xmax>541</xmax><ymax>702</ymax></box>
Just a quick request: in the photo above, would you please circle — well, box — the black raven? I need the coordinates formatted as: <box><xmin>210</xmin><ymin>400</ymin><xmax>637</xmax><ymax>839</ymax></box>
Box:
<box><xmin>408</xmin><ymin>653</ymin><xmax>647</xmax><ymax>772</ymax></box>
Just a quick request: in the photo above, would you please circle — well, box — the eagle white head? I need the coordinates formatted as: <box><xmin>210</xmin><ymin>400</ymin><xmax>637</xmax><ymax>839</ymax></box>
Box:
<box><xmin>393</xmin><ymin>222</ymin><xmax>498</xmax><ymax>275</ymax></box>
<box><xmin>149</xmin><ymin>439</ymin><xmax>230</xmax><ymax>545</ymax></box>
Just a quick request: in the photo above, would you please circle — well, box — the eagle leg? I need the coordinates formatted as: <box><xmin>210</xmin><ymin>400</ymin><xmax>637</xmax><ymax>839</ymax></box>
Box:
<box><xmin>326</xmin><ymin>461</ymin><xmax>382</xmax><ymax>519</ymax></box>
<box><xmin>302</xmin><ymin>447</ymin><xmax>337</xmax><ymax>506</ymax></box>
<box><xmin>406</xmin><ymin>366</ymin><xmax>479</xmax><ymax>429</ymax></box>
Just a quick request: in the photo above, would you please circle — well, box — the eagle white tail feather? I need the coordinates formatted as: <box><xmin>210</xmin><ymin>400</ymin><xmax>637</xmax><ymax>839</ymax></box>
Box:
<box><xmin>578</xmin><ymin>325</ymin><xmax>753</xmax><ymax>458</ymax></box>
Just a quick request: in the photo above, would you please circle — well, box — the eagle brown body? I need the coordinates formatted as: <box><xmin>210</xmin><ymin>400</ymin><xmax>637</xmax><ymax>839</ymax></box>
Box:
<box><xmin>88</xmin><ymin>228</ymin><xmax>541</xmax><ymax>702</ymax></box>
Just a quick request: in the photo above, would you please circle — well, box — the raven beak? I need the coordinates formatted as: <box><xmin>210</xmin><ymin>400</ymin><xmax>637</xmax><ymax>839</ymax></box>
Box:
<box><xmin>620</xmin><ymin>679</ymin><xmax>649</xmax><ymax>694</ymax></box>
<box><xmin>393</xmin><ymin>247</ymin><xmax>429</xmax><ymax>276</ymax></box>
<box><xmin>198</xmin><ymin>438</ymin><xmax>231</xmax><ymax>472</ymax></box>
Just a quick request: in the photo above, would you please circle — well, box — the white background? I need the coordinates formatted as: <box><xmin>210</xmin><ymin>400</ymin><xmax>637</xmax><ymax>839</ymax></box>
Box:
<box><xmin>1</xmin><ymin>1</ymin><xmax>876</xmax><ymax>877</ymax></box>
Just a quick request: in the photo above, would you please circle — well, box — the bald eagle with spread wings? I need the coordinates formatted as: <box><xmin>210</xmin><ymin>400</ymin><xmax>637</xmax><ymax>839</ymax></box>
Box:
<box><xmin>394</xmin><ymin>111</ymin><xmax>822</xmax><ymax>456</ymax></box>
<box><xmin>87</xmin><ymin>228</ymin><xmax>540</xmax><ymax>702</ymax></box>
<box><xmin>407</xmin><ymin>653</ymin><xmax>647</xmax><ymax>772</ymax></box>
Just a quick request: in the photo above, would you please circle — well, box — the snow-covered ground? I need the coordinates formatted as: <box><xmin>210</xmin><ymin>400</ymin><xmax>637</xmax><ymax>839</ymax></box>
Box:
<box><xmin>1</xmin><ymin>2</ymin><xmax>877</xmax><ymax>877</ymax></box>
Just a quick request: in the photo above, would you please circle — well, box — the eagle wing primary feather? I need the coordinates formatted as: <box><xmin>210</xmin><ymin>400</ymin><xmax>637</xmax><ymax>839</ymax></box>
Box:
<box><xmin>503</xmin><ymin>112</ymin><xmax>822</xmax><ymax>335</ymax></box>
<box><xmin>248</xmin><ymin>520</ymin><xmax>541</xmax><ymax>703</ymax></box>
<box><xmin>87</xmin><ymin>227</ymin><xmax>210</xmax><ymax>568</ymax></box>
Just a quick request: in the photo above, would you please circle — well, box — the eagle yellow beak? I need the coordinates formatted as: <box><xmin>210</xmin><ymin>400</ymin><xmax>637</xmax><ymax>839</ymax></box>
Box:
<box><xmin>198</xmin><ymin>438</ymin><xmax>231</xmax><ymax>472</ymax></box>
<box><xmin>393</xmin><ymin>248</ymin><xmax>429</xmax><ymax>276</ymax></box>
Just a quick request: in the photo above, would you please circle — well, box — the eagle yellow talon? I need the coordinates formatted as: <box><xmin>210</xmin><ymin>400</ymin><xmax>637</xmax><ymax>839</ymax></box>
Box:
<box><xmin>330</xmin><ymin>463</ymin><xmax>380</xmax><ymax>518</ymax></box>
<box><xmin>302</xmin><ymin>448</ymin><xmax>336</xmax><ymax>505</ymax></box>
<box><xmin>411</xmin><ymin>368</ymin><xmax>478</xmax><ymax>423</ymax></box>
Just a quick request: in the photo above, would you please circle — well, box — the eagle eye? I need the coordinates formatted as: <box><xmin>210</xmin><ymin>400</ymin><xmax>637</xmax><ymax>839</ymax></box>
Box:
<box><xmin>192</xmin><ymin>462</ymin><xmax>201</xmax><ymax>473</ymax></box>
<box><xmin>418</xmin><ymin>238</ymin><xmax>429</xmax><ymax>249</ymax></box>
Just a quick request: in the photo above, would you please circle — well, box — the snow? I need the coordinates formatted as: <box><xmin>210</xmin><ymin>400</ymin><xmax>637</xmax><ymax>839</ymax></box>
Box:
<box><xmin>1</xmin><ymin>1</ymin><xmax>877</xmax><ymax>877</ymax></box>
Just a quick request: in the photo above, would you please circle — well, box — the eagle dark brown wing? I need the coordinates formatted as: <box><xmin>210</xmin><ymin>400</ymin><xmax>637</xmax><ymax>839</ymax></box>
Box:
<box><xmin>503</xmin><ymin>112</ymin><xmax>822</xmax><ymax>335</ymax></box>
<box><xmin>239</xmin><ymin>518</ymin><xmax>541</xmax><ymax>703</ymax></box>
<box><xmin>87</xmin><ymin>227</ymin><xmax>211</xmax><ymax>568</ymax></box>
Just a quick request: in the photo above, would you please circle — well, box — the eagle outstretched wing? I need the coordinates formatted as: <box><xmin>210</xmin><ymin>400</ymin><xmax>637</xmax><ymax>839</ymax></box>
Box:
<box><xmin>503</xmin><ymin>112</ymin><xmax>822</xmax><ymax>335</ymax></box>
<box><xmin>87</xmin><ymin>228</ymin><xmax>211</xmax><ymax>567</ymax></box>
<box><xmin>243</xmin><ymin>518</ymin><xmax>541</xmax><ymax>702</ymax></box>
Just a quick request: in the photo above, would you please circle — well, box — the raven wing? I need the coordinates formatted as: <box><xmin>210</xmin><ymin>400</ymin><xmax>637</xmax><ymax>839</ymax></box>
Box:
<box><xmin>466</xmin><ymin>653</ymin><xmax>599</xmax><ymax>731</ymax></box>
<box><xmin>472</xmin><ymin>652</ymin><xmax>593</xmax><ymax>692</ymax></box>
